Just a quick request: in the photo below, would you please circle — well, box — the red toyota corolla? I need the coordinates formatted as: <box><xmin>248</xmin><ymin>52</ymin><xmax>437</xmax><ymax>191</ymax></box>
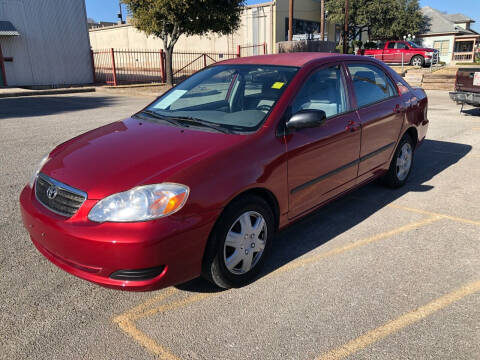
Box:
<box><xmin>20</xmin><ymin>53</ymin><xmax>428</xmax><ymax>291</ymax></box>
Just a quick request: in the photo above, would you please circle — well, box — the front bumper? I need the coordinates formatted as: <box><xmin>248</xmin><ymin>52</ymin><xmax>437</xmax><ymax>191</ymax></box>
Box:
<box><xmin>20</xmin><ymin>185</ymin><xmax>220</xmax><ymax>291</ymax></box>
<box><xmin>449</xmin><ymin>91</ymin><xmax>480</xmax><ymax>107</ymax></box>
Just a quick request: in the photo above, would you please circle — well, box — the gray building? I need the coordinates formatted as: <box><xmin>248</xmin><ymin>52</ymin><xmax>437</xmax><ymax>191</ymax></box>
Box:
<box><xmin>0</xmin><ymin>0</ymin><xmax>93</xmax><ymax>87</ymax></box>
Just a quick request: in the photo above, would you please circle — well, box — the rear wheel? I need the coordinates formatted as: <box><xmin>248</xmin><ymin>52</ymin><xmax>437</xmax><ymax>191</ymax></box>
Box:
<box><xmin>202</xmin><ymin>195</ymin><xmax>274</xmax><ymax>289</ymax></box>
<box><xmin>411</xmin><ymin>55</ymin><xmax>424</xmax><ymax>67</ymax></box>
<box><xmin>382</xmin><ymin>134</ymin><xmax>414</xmax><ymax>188</ymax></box>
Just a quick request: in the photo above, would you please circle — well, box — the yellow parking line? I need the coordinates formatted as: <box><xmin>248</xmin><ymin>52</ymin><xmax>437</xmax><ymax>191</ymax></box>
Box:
<box><xmin>388</xmin><ymin>203</ymin><xmax>480</xmax><ymax>226</ymax></box>
<box><xmin>348</xmin><ymin>196</ymin><xmax>480</xmax><ymax>226</ymax></box>
<box><xmin>131</xmin><ymin>292</ymin><xmax>214</xmax><ymax>321</ymax></box>
<box><xmin>113</xmin><ymin>216</ymin><xmax>441</xmax><ymax>358</ymax></box>
<box><xmin>266</xmin><ymin>215</ymin><xmax>441</xmax><ymax>278</ymax></box>
<box><xmin>121</xmin><ymin>287</ymin><xmax>178</xmax><ymax>319</ymax></box>
<box><xmin>317</xmin><ymin>279</ymin><xmax>480</xmax><ymax>360</ymax></box>
<box><xmin>114</xmin><ymin>316</ymin><xmax>181</xmax><ymax>360</ymax></box>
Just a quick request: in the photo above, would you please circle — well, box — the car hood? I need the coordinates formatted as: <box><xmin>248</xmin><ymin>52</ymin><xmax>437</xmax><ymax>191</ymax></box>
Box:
<box><xmin>41</xmin><ymin>117</ymin><xmax>247</xmax><ymax>199</ymax></box>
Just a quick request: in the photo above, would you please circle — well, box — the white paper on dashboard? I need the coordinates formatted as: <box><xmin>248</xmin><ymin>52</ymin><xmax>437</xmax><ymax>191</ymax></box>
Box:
<box><xmin>152</xmin><ymin>90</ymin><xmax>187</xmax><ymax>110</ymax></box>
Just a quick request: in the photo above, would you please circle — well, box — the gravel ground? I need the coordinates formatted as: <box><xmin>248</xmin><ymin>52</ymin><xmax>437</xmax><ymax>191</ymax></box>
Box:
<box><xmin>0</xmin><ymin>91</ymin><xmax>479</xmax><ymax>360</ymax></box>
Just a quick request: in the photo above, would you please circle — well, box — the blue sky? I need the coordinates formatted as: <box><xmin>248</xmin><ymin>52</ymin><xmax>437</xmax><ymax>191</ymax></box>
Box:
<box><xmin>85</xmin><ymin>0</ymin><xmax>479</xmax><ymax>32</ymax></box>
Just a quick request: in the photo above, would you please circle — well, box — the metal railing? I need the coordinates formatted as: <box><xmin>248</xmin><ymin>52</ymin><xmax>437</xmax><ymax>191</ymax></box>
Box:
<box><xmin>237</xmin><ymin>43</ymin><xmax>267</xmax><ymax>57</ymax></box>
<box><xmin>91</xmin><ymin>43</ymin><xmax>267</xmax><ymax>86</ymax></box>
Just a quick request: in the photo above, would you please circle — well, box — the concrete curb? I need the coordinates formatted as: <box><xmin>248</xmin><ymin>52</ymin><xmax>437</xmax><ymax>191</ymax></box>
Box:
<box><xmin>0</xmin><ymin>87</ymin><xmax>96</xmax><ymax>98</ymax></box>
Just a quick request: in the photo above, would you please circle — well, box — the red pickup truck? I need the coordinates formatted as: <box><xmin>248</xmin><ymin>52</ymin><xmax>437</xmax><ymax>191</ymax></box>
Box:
<box><xmin>357</xmin><ymin>40</ymin><xmax>438</xmax><ymax>67</ymax></box>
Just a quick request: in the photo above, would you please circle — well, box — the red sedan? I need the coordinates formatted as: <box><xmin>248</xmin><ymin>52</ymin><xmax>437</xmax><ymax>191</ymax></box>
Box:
<box><xmin>20</xmin><ymin>53</ymin><xmax>428</xmax><ymax>291</ymax></box>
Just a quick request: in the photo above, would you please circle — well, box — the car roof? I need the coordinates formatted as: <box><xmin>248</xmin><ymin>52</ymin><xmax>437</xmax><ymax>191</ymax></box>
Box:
<box><xmin>218</xmin><ymin>53</ymin><xmax>362</xmax><ymax>67</ymax></box>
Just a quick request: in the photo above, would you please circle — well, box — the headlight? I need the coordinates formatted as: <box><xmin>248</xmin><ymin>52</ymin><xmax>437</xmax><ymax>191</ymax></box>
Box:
<box><xmin>88</xmin><ymin>183</ymin><xmax>190</xmax><ymax>223</ymax></box>
<box><xmin>426</xmin><ymin>52</ymin><xmax>433</xmax><ymax>56</ymax></box>
<box><xmin>28</xmin><ymin>154</ymin><xmax>50</xmax><ymax>188</ymax></box>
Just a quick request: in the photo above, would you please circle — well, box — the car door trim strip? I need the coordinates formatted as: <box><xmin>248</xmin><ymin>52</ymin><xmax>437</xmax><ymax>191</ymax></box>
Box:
<box><xmin>291</xmin><ymin>142</ymin><xmax>396</xmax><ymax>194</ymax></box>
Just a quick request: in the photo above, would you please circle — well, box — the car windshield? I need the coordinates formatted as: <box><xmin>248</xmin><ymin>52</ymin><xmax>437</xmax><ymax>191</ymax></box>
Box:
<box><xmin>407</xmin><ymin>41</ymin><xmax>420</xmax><ymax>48</ymax></box>
<box><xmin>143</xmin><ymin>65</ymin><xmax>298</xmax><ymax>133</ymax></box>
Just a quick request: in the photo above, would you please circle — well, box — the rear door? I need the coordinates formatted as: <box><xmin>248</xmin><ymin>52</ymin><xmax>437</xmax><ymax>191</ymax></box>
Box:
<box><xmin>286</xmin><ymin>63</ymin><xmax>361</xmax><ymax>218</ymax></box>
<box><xmin>346</xmin><ymin>63</ymin><xmax>405</xmax><ymax>180</ymax></box>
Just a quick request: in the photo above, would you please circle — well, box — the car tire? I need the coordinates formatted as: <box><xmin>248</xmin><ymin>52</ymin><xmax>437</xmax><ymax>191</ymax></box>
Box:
<box><xmin>202</xmin><ymin>195</ymin><xmax>274</xmax><ymax>289</ymax></box>
<box><xmin>411</xmin><ymin>55</ymin><xmax>424</xmax><ymax>67</ymax></box>
<box><xmin>382</xmin><ymin>134</ymin><xmax>414</xmax><ymax>188</ymax></box>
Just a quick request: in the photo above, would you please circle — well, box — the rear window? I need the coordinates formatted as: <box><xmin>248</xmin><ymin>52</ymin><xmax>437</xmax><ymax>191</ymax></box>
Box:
<box><xmin>347</xmin><ymin>64</ymin><xmax>398</xmax><ymax>107</ymax></box>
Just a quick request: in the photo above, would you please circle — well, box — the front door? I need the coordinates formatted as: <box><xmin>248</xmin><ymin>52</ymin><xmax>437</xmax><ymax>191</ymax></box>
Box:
<box><xmin>346</xmin><ymin>63</ymin><xmax>404</xmax><ymax>179</ymax></box>
<box><xmin>286</xmin><ymin>64</ymin><xmax>361</xmax><ymax>218</ymax></box>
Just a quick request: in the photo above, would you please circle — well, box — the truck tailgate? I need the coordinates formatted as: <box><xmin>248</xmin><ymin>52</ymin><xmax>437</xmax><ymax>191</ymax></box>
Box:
<box><xmin>456</xmin><ymin>68</ymin><xmax>480</xmax><ymax>93</ymax></box>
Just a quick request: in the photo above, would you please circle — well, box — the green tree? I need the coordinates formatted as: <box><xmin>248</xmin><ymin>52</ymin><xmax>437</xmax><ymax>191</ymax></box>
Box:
<box><xmin>122</xmin><ymin>0</ymin><xmax>245</xmax><ymax>85</ymax></box>
<box><xmin>325</xmin><ymin>0</ymin><xmax>426</xmax><ymax>45</ymax></box>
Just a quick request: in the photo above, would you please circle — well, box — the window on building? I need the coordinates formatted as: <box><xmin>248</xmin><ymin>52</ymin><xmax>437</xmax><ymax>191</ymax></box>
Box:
<box><xmin>292</xmin><ymin>65</ymin><xmax>348</xmax><ymax>118</ymax></box>
<box><xmin>433</xmin><ymin>40</ymin><xmax>450</xmax><ymax>56</ymax></box>
<box><xmin>347</xmin><ymin>64</ymin><xmax>397</xmax><ymax>108</ymax></box>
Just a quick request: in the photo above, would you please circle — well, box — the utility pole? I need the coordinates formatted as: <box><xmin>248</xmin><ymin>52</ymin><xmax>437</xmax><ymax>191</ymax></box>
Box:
<box><xmin>288</xmin><ymin>0</ymin><xmax>293</xmax><ymax>41</ymax></box>
<box><xmin>343</xmin><ymin>0</ymin><xmax>349</xmax><ymax>54</ymax></box>
<box><xmin>118</xmin><ymin>1</ymin><xmax>124</xmax><ymax>24</ymax></box>
<box><xmin>320</xmin><ymin>0</ymin><xmax>325</xmax><ymax>41</ymax></box>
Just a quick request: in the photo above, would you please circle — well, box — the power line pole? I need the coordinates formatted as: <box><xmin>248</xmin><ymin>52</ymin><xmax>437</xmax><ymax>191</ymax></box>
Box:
<box><xmin>288</xmin><ymin>0</ymin><xmax>293</xmax><ymax>41</ymax></box>
<box><xmin>343</xmin><ymin>0</ymin><xmax>349</xmax><ymax>54</ymax></box>
<box><xmin>118</xmin><ymin>1</ymin><xmax>124</xmax><ymax>24</ymax></box>
<box><xmin>320</xmin><ymin>0</ymin><xmax>325</xmax><ymax>41</ymax></box>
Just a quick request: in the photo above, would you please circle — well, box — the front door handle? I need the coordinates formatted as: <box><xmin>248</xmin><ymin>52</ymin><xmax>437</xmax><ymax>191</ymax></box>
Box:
<box><xmin>346</xmin><ymin>120</ymin><xmax>360</xmax><ymax>132</ymax></box>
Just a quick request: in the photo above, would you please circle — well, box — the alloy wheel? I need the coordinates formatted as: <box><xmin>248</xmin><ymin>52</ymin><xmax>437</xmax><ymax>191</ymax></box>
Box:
<box><xmin>412</xmin><ymin>57</ymin><xmax>422</xmax><ymax>67</ymax></box>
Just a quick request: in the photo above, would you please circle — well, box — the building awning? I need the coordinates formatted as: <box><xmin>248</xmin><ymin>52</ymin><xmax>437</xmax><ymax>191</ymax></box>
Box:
<box><xmin>0</xmin><ymin>21</ymin><xmax>20</xmax><ymax>36</ymax></box>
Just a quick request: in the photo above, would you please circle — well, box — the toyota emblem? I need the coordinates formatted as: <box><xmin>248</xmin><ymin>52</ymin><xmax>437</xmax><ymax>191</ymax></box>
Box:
<box><xmin>46</xmin><ymin>185</ymin><xmax>58</xmax><ymax>200</ymax></box>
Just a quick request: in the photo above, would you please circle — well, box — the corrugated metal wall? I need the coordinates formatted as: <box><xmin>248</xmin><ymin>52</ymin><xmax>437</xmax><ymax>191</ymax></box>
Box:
<box><xmin>0</xmin><ymin>0</ymin><xmax>92</xmax><ymax>86</ymax></box>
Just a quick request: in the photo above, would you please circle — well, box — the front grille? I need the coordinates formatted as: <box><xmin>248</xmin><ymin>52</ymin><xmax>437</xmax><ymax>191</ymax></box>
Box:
<box><xmin>35</xmin><ymin>173</ymin><xmax>87</xmax><ymax>217</ymax></box>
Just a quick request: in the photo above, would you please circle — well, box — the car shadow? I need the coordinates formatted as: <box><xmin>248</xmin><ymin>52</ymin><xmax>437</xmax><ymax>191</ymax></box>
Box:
<box><xmin>0</xmin><ymin>95</ymin><xmax>119</xmax><ymax>119</ymax></box>
<box><xmin>175</xmin><ymin>139</ymin><xmax>472</xmax><ymax>293</ymax></box>
<box><xmin>460</xmin><ymin>107</ymin><xmax>480</xmax><ymax>116</ymax></box>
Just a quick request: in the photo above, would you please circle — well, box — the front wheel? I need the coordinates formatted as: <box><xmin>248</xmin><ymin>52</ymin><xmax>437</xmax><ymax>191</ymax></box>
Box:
<box><xmin>411</xmin><ymin>55</ymin><xmax>424</xmax><ymax>67</ymax></box>
<box><xmin>382</xmin><ymin>134</ymin><xmax>414</xmax><ymax>188</ymax></box>
<box><xmin>202</xmin><ymin>195</ymin><xmax>274</xmax><ymax>289</ymax></box>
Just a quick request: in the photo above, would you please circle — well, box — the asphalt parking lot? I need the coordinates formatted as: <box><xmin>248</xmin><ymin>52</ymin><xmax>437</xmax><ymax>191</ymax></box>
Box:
<box><xmin>1</xmin><ymin>90</ymin><xmax>479</xmax><ymax>360</ymax></box>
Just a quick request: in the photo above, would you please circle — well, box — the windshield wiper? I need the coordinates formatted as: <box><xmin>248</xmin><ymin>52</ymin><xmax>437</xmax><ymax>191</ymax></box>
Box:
<box><xmin>166</xmin><ymin>116</ymin><xmax>233</xmax><ymax>134</ymax></box>
<box><xmin>137</xmin><ymin>110</ymin><xmax>186</xmax><ymax>128</ymax></box>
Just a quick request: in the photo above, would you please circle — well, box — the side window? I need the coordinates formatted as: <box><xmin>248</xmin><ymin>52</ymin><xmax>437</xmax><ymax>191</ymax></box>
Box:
<box><xmin>396</xmin><ymin>43</ymin><xmax>408</xmax><ymax>50</ymax></box>
<box><xmin>387</xmin><ymin>42</ymin><xmax>396</xmax><ymax>49</ymax></box>
<box><xmin>347</xmin><ymin>64</ymin><xmax>398</xmax><ymax>108</ymax></box>
<box><xmin>292</xmin><ymin>65</ymin><xmax>348</xmax><ymax>118</ymax></box>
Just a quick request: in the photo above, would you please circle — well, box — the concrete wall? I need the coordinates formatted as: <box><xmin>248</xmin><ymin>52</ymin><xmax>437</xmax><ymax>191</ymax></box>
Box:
<box><xmin>89</xmin><ymin>3</ymin><xmax>275</xmax><ymax>55</ymax></box>
<box><xmin>0</xmin><ymin>0</ymin><xmax>93</xmax><ymax>86</ymax></box>
<box><xmin>89</xmin><ymin>1</ymin><xmax>337</xmax><ymax>55</ymax></box>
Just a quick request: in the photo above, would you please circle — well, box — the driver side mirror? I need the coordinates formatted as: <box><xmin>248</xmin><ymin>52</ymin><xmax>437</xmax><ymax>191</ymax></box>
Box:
<box><xmin>286</xmin><ymin>109</ymin><xmax>327</xmax><ymax>131</ymax></box>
